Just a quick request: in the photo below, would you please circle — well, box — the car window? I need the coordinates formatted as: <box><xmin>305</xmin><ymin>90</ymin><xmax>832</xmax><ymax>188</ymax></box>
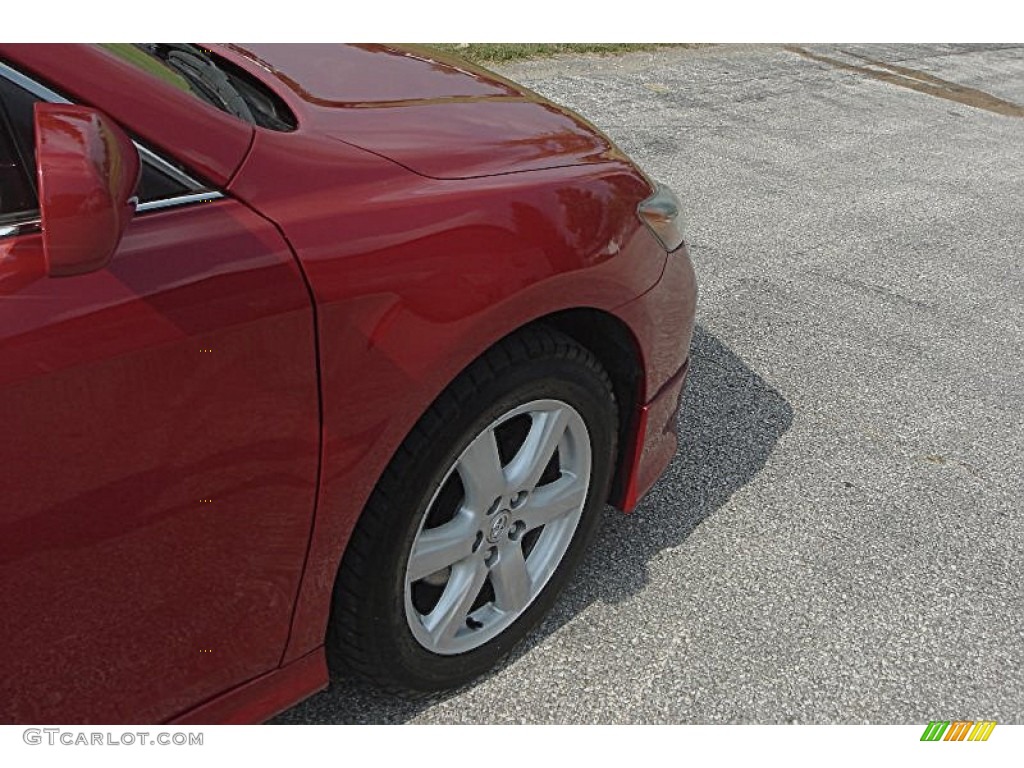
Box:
<box><xmin>0</xmin><ymin>119</ymin><xmax>36</xmax><ymax>222</ymax></box>
<box><xmin>0</xmin><ymin>74</ymin><xmax>39</xmax><ymax>223</ymax></box>
<box><xmin>0</xmin><ymin>69</ymin><xmax>206</xmax><ymax>224</ymax></box>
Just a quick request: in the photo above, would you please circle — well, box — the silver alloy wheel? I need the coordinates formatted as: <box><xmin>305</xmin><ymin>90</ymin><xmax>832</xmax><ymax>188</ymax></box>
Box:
<box><xmin>404</xmin><ymin>398</ymin><xmax>592</xmax><ymax>655</ymax></box>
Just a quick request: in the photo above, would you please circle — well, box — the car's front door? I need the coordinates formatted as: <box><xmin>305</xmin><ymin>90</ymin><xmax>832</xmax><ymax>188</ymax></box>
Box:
<box><xmin>0</xmin><ymin>69</ymin><xmax>320</xmax><ymax>723</ymax></box>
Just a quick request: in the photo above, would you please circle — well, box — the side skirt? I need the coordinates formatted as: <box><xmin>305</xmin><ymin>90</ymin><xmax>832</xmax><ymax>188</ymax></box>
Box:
<box><xmin>170</xmin><ymin>648</ymin><xmax>328</xmax><ymax>725</ymax></box>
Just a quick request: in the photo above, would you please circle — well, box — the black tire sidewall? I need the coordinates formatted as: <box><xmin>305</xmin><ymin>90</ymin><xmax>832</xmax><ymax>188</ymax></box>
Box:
<box><xmin>350</xmin><ymin>352</ymin><xmax>617</xmax><ymax>693</ymax></box>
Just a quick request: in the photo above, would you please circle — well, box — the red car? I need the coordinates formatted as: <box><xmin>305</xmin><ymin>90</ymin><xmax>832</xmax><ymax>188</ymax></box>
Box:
<box><xmin>0</xmin><ymin>44</ymin><xmax>696</xmax><ymax>723</ymax></box>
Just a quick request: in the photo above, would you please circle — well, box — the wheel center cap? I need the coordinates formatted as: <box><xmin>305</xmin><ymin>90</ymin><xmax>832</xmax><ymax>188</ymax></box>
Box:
<box><xmin>487</xmin><ymin>511</ymin><xmax>511</xmax><ymax>543</ymax></box>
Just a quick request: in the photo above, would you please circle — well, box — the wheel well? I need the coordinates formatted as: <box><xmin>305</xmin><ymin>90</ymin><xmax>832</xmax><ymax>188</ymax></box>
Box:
<box><xmin>531</xmin><ymin>308</ymin><xmax>645</xmax><ymax>507</ymax></box>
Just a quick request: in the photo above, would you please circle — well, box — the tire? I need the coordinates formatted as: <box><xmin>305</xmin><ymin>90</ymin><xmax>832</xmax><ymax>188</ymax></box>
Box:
<box><xmin>326</xmin><ymin>326</ymin><xmax>618</xmax><ymax>695</ymax></box>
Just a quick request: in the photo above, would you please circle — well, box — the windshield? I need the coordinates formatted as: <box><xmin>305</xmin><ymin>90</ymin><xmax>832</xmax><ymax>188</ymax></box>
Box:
<box><xmin>101</xmin><ymin>44</ymin><xmax>296</xmax><ymax>131</ymax></box>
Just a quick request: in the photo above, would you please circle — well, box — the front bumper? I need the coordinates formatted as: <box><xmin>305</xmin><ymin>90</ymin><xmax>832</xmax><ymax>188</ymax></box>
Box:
<box><xmin>611</xmin><ymin>241</ymin><xmax>697</xmax><ymax>511</ymax></box>
<box><xmin>618</xmin><ymin>356</ymin><xmax>690</xmax><ymax>511</ymax></box>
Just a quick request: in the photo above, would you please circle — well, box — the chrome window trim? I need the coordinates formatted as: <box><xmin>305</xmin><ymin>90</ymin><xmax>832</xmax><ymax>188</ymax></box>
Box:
<box><xmin>0</xmin><ymin>61</ymin><xmax>68</xmax><ymax>104</ymax></box>
<box><xmin>0</xmin><ymin>190</ymin><xmax>225</xmax><ymax>240</ymax></box>
<box><xmin>136</xmin><ymin>190</ymin><xmax>222</xmax><ymax>213</ymax></box>
<box><xmin>0</xmin><ymin>218</ymin><xmax>41</xmax><ymax>238</ymax></box>
<box><xmin>0</xmin><ymin>57</ymin><xmax>227</xmax><ymax>220</ymax></box>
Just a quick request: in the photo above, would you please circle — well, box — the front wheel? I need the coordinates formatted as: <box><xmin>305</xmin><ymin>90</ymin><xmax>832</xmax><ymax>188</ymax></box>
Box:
<box><xmin>327</xmin><ymin>327</ymin><xmax>618</xmax><ymax>695</ymax></box>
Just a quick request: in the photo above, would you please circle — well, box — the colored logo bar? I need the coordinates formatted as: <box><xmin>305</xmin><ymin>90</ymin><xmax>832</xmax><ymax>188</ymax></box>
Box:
<box><xmin>920</xmin><ymin>721</ymin><xmax>996</xmax><ymax>741</ymax></box>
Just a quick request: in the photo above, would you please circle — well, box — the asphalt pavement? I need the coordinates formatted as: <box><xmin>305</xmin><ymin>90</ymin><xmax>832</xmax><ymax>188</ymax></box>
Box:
<box><xmin>275</xmin><ymin>43</ymin><xmax>1024</xmax><ymax>724</ymax></box>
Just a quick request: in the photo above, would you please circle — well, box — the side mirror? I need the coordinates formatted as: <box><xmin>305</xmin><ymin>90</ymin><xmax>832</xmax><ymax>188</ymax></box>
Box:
<box><xmin>34</xmin><ymin>103</ymin><xmax>140</xmax><ymax>277</ymax></box>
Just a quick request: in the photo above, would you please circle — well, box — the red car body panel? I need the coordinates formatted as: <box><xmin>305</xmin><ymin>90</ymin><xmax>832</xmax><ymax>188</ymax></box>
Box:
<box><xmin>222</xmin><ymin>44</ymin><xmax>622</xmax><ymax>180</ymax></box>
<box><xmin>0</xmin><ymin>43</ymin><xmax>696</xmax><ymax>723</ymax></box>
<box><xmin>614</xmin><ymin>254</ymin><xmax>696</xmax><ymax>512</ymax></box>
<box><xmin>226</xmin><ymin>43</ymin><xmax>518</xmax><ymax>104</ymax></box>
<box><xmin>0</xmin><ymin>201</ymin><xmax>321</xmax><ymax>723</ymax></box>
<box><xmin>170</xmin><ymin>650</ymin><xmax>328</xmax><ymax>726</ymax></box>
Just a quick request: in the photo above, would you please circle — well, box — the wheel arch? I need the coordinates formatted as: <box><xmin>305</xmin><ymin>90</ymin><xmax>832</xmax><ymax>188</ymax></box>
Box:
<box><xmin>324</xmin><ymin>320</ymin><xmax>633</xmax><ymax>691</ymax></box>
<box><xmin>530</xmin><ymin>308</ymin><xmax>646</xmax><ymax>509</ymax></box>
<box><xmin>283</xmin><ymin>304</ymin><xmax>650</xmax><ymax>667</ymax></box>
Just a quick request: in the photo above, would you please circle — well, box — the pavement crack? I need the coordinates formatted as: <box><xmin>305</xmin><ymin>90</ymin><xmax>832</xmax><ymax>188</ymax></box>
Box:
<box><xmin>785</xmin><ymin>45</ymin><xmax>1024</xmax><ymax>117</ymax></box>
